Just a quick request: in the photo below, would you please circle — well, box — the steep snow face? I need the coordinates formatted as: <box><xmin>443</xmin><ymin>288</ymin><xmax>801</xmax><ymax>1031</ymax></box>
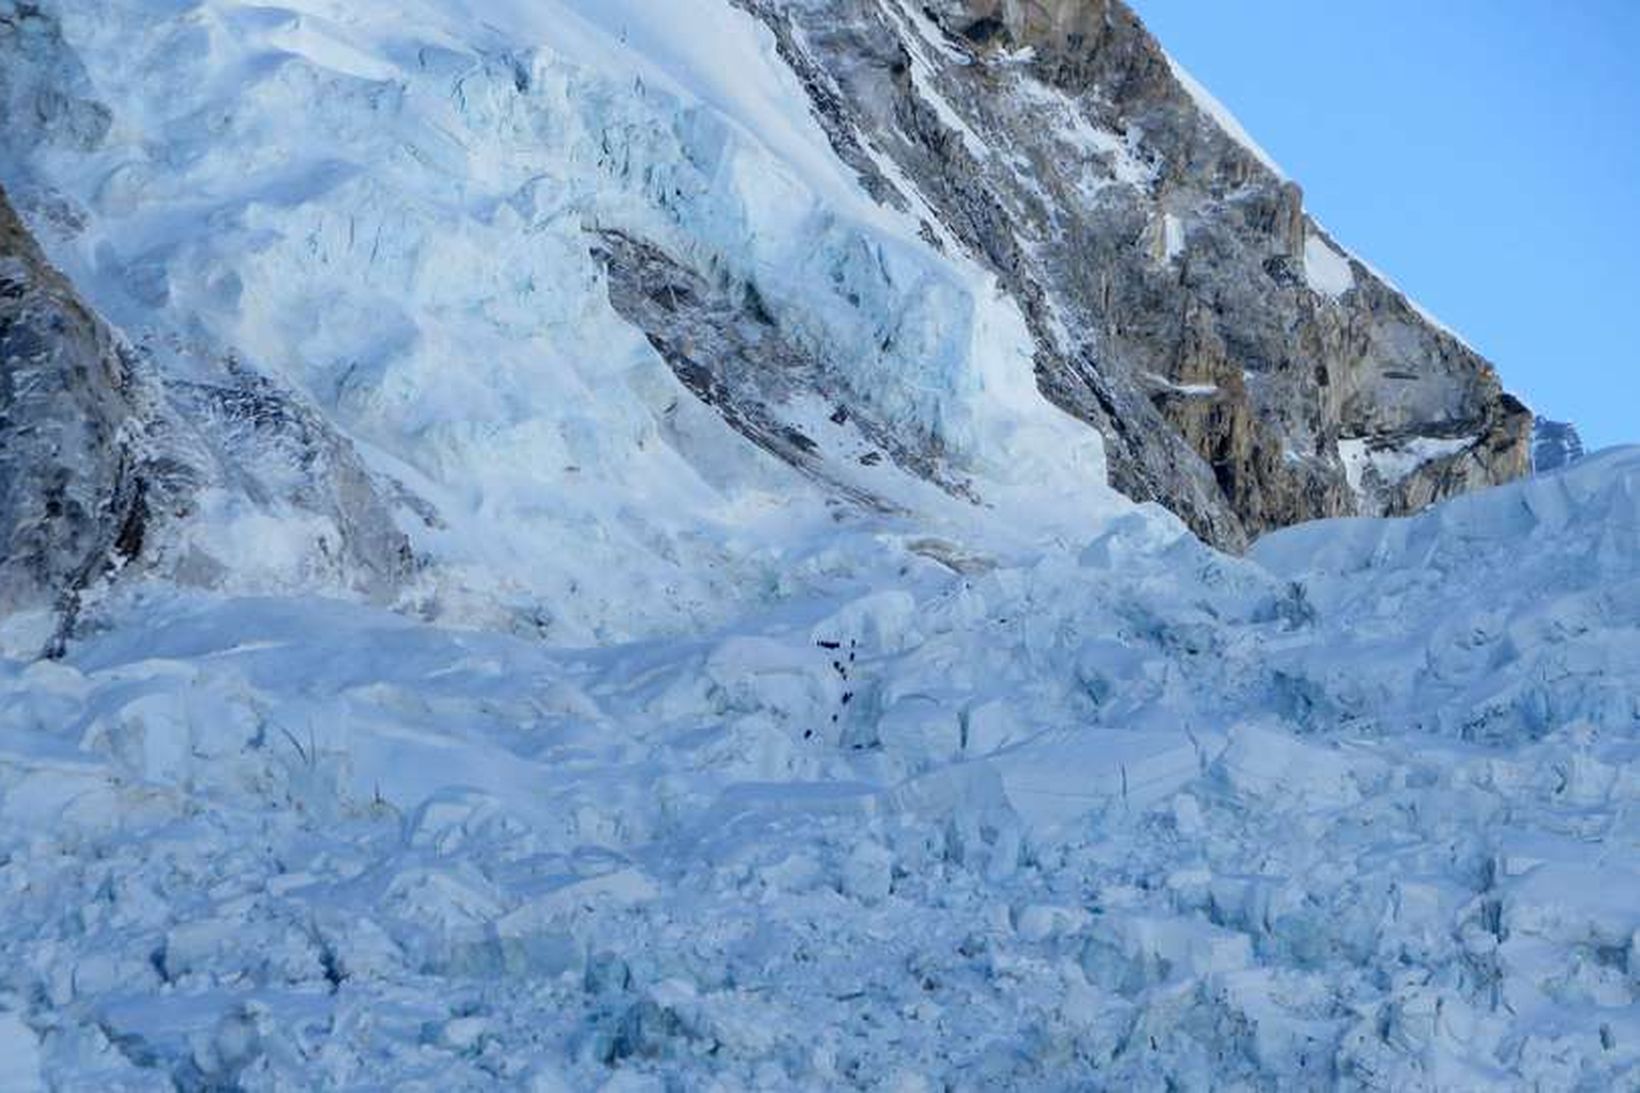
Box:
<box><xmin>0</xmin><ymin>0</ymin><xmax>1111</xmax><ymax>643</ymax></box>
<box><xmin>1</xmin><ymin>447</ymin><xmax>1635</xmax><ymax>1088</ymax></box>
<box><xmin>1302</xmin><ymin>230</ymin><xmax>1356</xmax><ymax>299</ymax></box>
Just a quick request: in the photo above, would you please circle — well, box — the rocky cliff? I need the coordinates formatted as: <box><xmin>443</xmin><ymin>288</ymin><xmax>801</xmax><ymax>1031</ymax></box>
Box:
<box><xmin>733</xmin><ymin>0</ymin><xmax>1532</xmax><ymax>546</ymax></box>
<box><xmin>0</xmin><ymin>183</ymin><xmax>154</xmax><ymax>649</ymax></box>
<box><xmin>0</xmin><ymin>183</ymin><xmax>412</xmax><ymax>656</ymax></box>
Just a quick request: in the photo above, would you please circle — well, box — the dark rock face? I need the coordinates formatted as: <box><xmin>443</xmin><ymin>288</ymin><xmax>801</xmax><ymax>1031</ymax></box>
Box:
<box><xmin>160</xmin><ymin>368</ymin><xmax>420</xmax><ymax>599</ymax></box>
<box><xmin>592</xmin><ymin>230</ymin><xmax>979</xmax><ymax>512</ymax></box>
<box><xmin>1532</xmin><ymin>416</ymin><xmax>1585</xmax><ymax>474</ymax></box>
<box><xmin>0</xmin><ymin>183</ymin><xmax>157</xmax><ymax>646</ymax></box>
<box><xmin>0</xmin><ymin>179</ymin><xmax>414</xmax><ymax>649</ymax></box>
<box><xmin>735</xmin><ymin>0</ymin><xmax>1533</xmax><ymax>546</ymax></box>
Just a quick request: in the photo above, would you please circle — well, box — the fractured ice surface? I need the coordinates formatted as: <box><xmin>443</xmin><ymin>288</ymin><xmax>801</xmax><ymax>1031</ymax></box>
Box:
<box><xmin>0</xmin><ymin>452</ymin><xmax>1634</xmax><ymax>1088</ymax></box>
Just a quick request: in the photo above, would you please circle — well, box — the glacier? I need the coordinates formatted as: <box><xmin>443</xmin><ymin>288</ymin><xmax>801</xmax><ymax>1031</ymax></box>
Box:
<box><xmin>0</xmin><ymin>0</ymin><xmax>1113</xmax><ymax>645</ymax></box>
<box><xmin>0</xmin><ymin>0</ymin><xmax>1635</xmax><ymax>1089</ymax></box>
<box><xmin>1</xmin><ymin>448</ymin><xmax>1635</xmax><ymax>1089</ymax></box>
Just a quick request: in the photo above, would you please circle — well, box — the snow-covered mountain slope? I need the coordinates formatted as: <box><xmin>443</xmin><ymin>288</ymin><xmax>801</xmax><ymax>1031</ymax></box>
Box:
<box><xmin>0</xmin><ymin>0</ymin><xmax>1532</xmax><ymax>647</ymax></box>
<box><xmin>1</xmin><ymin>446</ymin><xmax>1635</xmax><ymax>1089</ymax></box>
<box><xmin>1</xmin><ymin>0</ymin><xmax>1132</xmax><ymax>644</ymax></box>
<box><xmin>0</xmin><ymin>0</ymin><xmax>1631</xmax><ymax>1089</ymax></box>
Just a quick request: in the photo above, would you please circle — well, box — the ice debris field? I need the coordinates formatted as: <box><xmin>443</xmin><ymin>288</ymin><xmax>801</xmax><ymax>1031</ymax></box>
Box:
<box><xmin>0</xmin><ymin>0</ymin><xmax>1636</xmax><ymax>1088</ymax></box>
<box><xmin>1</xmin><ymin>450</ymin><xmax>1635</xmax><ymax>1090</ymax></box>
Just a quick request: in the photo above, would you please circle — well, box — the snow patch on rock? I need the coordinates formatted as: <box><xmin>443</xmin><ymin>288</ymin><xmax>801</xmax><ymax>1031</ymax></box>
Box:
<box><xmin>1303</xmin><ymin>231</ymin><xmax>1355</xmax><ymax>298</ymax></box>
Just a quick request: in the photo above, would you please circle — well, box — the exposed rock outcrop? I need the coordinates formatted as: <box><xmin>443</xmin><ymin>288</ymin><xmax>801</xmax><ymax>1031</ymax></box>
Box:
<box><xmin>0</xmin><ymin>182</ymin><xmax>156</xmax><ymax>647</ymax></box>
<box><xmin>592</xmin><ymin>229</ymin><xmax>983</xmax><ymax>512</ymax></box>
<box><xmin>0</xmin><ymin>176</ymin><xmax>415</xmax><ymax>649</ymax></box>
<box><xmin>734</xmin><ymin>0</ymin><xmax>1533</xmax><ymax>545</ymax></box>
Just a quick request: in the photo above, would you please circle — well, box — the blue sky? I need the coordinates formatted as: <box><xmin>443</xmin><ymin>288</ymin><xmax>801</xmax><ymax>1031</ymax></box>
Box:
<box><xmin>1130</xmin><ymin>0</ymin><xmax>1639</xmax><ymax>449</ymax></box>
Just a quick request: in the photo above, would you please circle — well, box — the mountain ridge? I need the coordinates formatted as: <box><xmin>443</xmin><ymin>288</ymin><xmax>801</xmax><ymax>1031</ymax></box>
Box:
<box><xmin>733</xmin><ymin>0</ymin><xmax>1532</xmax><ymax>545</ymax></box>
